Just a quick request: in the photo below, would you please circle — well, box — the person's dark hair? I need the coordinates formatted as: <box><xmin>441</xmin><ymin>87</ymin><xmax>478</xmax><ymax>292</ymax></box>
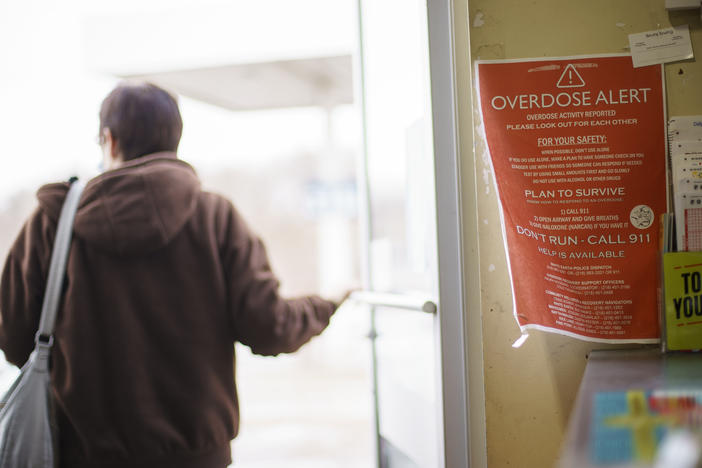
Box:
<box><xmin>99</xmin><ymin>82</ymin><xmax>183</xmax><ymax>161</ymax></box>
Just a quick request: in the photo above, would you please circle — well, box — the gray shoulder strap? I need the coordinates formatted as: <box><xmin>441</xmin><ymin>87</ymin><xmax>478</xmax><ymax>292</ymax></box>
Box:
<box><xmin>36</xmin><ymin>179</ymin><xmax>86</xmax><ymax>343</ymax></box>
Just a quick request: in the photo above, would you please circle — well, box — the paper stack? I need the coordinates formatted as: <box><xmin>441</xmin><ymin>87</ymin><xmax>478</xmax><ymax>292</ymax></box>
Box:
<box><xmin>670</xmin><ymin>116</ymin><xmax>702</xmax><ymax>251</ymax></box>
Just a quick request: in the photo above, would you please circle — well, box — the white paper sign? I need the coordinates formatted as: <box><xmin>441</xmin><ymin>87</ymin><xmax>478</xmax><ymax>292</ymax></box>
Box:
<box><xmin>671</xmin><ymin>141</ymin><xmax>702</xmax><ymax>250</ymax></box>
<box><xmin>628</xmin><ymin>24</ymin><xmax>694</xmax><ymax>68</ymax></box>
<box><xmin>669</xmin><ymin>115</ymin><xmax>702</xmax><ymax>141</ymax></box>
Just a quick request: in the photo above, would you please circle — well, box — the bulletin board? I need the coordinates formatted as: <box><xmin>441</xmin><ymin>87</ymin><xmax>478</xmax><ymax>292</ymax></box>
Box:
<box><xmin>461</xmin><ymin>2</ymin><xmax>702</xmax><ymax>467</ymax></box>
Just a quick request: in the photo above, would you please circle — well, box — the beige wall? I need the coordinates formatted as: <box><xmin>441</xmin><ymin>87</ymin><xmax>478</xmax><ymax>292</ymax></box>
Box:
<box><xmin>452</xmin><ymin>1</ymin><xmax>702</xmax><ymax>467</ymax></box>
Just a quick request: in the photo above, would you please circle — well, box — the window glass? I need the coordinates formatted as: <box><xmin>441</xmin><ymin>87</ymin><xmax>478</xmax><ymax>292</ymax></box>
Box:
<box><xmin>0</xmin><ymin>2</ymin><xmax>372</xmax><ymax>466</ymax></box>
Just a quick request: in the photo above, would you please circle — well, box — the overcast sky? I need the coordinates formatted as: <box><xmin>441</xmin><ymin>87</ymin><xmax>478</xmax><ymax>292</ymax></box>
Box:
<box><xmin>0</xmin><ymin>0</ymin><xmax>357</xmax><ymax>200</ymax></box>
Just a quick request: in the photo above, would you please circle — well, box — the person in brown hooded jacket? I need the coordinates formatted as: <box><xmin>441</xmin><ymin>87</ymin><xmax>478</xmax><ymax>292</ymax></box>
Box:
<box><xmin>0</xmin><ymin>82</ymin><xmax>340</xmax><ymax>468</ymax></box>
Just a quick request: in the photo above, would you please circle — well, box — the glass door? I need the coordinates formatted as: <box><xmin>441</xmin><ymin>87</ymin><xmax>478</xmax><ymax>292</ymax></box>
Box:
<box><xmin>354</xmin><ymin>0</ymin><xmax>444</xmax><ymax>466</ymax></box>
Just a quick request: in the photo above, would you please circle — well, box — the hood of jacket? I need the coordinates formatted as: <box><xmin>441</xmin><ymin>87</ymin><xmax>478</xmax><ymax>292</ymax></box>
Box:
<box><xmin>37</xmin><ymin>152</ymin><xmax>201</xmax><ymax>256</ymax></box>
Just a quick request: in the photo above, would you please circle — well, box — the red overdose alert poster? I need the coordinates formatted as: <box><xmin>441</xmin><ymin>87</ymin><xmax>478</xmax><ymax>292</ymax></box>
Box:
<box><xmin>476</xmin><ymin>55</ymin><xmax>666</xmax><ymax>342</ymax></box>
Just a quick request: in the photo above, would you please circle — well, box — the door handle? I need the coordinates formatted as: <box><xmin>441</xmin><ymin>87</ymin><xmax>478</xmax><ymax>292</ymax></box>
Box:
<box><xmin>349</xmin><ymin>291</ymin><xmax>437</xmax><ymax>314</ymax></box>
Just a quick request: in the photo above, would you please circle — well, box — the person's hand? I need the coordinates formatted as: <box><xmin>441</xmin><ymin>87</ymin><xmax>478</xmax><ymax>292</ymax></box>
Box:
<box><xmin>331</xmin><ymin>289</ymin><xmax>357</xmax><ymax>309</ymax></box>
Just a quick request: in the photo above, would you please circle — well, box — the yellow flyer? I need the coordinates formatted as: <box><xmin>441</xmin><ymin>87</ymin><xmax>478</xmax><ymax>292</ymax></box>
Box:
<box><xmin>663</xmin><ymin>252</ymin><xmax>702</xmax><ymax>350</ymax></box>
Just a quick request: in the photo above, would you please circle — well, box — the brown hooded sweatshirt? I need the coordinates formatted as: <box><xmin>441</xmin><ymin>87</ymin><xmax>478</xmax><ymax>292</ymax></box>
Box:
<box><xmin>0</xmin><ymin>152</ymin><xmax>337</xmax><ymax>468</ymax></box>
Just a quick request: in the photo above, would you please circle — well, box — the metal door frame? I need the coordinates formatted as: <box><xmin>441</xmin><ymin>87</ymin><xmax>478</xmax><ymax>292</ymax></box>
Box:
<box><xmin>354</xmin><ymin>0</ymin><xmax>481</xmax><ymax>467</ymax></box>
<box><xmin>427</xmin><ymin>0</ymin><xmax>472</xmax><ymax>467</ymax></box>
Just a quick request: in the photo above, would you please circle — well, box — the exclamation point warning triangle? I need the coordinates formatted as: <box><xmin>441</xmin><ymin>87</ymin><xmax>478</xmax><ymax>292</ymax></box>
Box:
<box><xmin>556</xmin><ymin>64</ymin><xmax>585</xmax><ymax>88</ymax></box>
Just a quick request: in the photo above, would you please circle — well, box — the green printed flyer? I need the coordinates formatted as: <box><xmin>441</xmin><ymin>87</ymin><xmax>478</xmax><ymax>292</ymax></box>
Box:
<box><xmin>663</xmin><ymin>252</ymin><xmax>702</xmax><ymax>350</ymax></box>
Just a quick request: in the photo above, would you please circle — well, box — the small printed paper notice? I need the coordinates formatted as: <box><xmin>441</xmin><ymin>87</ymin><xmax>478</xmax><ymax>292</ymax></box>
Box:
<box><xmin>629</xmin><ymin>24</ymin><xmax>694</xmax><ymax>68</ymax></box>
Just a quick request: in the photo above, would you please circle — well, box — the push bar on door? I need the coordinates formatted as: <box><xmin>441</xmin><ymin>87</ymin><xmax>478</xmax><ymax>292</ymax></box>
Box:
<box><xmin>349</xmin><ymin>291</ymin><xmax>437</xmax><ymax>314</ymax></box>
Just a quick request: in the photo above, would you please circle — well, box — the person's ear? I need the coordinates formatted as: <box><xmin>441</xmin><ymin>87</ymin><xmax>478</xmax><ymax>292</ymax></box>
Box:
<box><xmin>103</xmin><ymin>128</ymin><xmax>124</xmax><ymax>161</ymax></box>
<box><xmin>101</xmin><ymin>128</ymin><xmax>117</xmax><ymax>158</ymax></box>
